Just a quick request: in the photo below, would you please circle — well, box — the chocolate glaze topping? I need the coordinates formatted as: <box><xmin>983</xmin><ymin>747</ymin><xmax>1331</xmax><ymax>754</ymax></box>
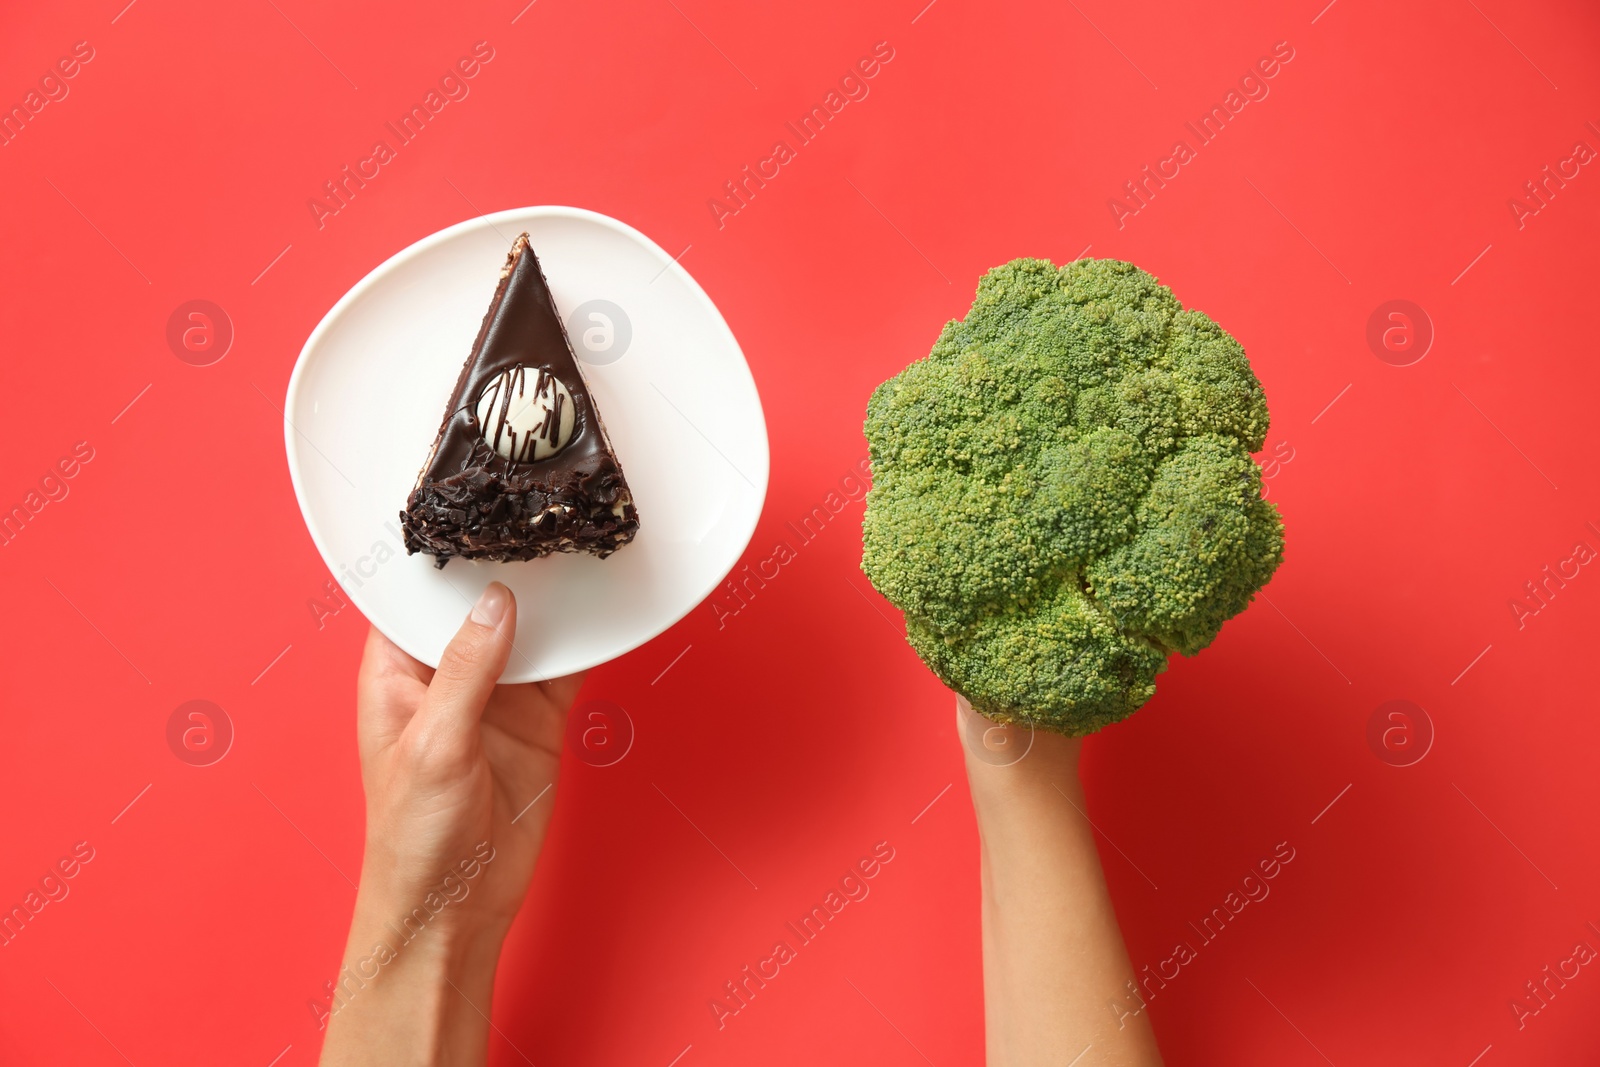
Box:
<box><xmin>400</xmin><ymin>233</ymin><xmax>640</xmax><ymax>565</ymax></box>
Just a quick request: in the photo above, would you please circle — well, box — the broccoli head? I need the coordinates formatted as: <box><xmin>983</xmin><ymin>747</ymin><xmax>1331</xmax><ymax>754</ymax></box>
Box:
<box><xmin>861</xmin><ymin>258</ymin><xmax>1284</xmax><ymax>735</ymax></box>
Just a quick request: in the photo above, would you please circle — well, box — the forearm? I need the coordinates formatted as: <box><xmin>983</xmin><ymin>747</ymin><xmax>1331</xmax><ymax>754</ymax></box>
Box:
<box><xmin>319</xmin><ymin>881</ymin><xmax>509</xmax><ymax>1067</ymax></box>
<box><xmin>966</xmin><ymin>725</ymin><xmax>1162</xmax><ymax>1066</ymax></box>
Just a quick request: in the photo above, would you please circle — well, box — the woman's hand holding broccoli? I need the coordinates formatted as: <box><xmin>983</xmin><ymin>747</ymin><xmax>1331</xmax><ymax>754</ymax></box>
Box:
<box><xmin>961</xmin><ymin>694</ymin><xmax>1165</xmax><ymax>1066</ymax></box>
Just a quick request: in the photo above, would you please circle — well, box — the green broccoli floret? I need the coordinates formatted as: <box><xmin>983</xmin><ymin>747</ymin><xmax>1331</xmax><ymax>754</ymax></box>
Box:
<box><xmin>862</xmin><ymin>257</ymin><xmax>1284</xmax><ymax>735</ymax></box>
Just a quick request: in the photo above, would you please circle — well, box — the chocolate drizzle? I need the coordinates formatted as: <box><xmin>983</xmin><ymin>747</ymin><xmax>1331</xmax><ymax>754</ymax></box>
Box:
<box><xmin>399</xmin><ymin>233</ymin><xmax>640</xmax><ymax>565</ymax></box>
<box><xmin>479</xmin><ymin>365</ymin><xmax>569</xmax><ymax>463</ymax></box>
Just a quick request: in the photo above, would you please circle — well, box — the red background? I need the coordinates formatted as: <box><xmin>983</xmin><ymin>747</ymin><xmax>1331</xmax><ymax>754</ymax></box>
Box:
<box><xmin>2</xmin><ymin>0</ymin><xmax>1599</xmax><ymax>1063</ymax></box>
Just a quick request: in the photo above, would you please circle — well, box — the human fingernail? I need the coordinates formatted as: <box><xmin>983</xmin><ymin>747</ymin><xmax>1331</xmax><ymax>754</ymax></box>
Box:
<box><xmin>470</xmin><ymin>582</ymin><xmax>512</xmax><ymax>629</ymax></box>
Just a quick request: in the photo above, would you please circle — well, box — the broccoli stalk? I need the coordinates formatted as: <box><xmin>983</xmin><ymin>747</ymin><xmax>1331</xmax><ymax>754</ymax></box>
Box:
<box><xmin>862</xmin><ymin>258</ymin><xmax>1284</xmax><ymax>735</ymax></box>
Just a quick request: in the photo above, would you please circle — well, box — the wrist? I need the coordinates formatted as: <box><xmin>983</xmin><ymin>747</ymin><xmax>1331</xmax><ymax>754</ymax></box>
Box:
<box><xmin>354</xmin><ymin>832</ymin><xmax>511</xmax><ymax>938</ymax></box>
<box><xmin>346</xmin><ymin>869</ymin><xmax>513</xmax><ymax>966</ymax></box>
<box><xmin>340</xmin><ymin>903</ymin><xmax>505</xmax><ymax>998</ymax></box>
<box><xmin>321</xmin><ymin>892</ymin><xmax>507</xmax><ymax>1065</ymax></box>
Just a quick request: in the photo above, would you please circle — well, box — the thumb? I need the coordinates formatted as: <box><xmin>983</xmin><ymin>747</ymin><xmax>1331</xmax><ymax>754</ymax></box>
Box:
<box><xmin>413</xmin><ymin>582</ymin><xmax>517</xmax><ymax>751</ymax></box>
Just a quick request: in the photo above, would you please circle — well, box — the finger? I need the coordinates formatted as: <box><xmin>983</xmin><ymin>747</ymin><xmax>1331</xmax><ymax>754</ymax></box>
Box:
<box><xmin>482</xmin><ymin>670</ymin><xmax>587</xmax><ymax>757</ymax></box>
<box><xmin>357</xmin><ymin>625</ymin><xmax>433</xmax><ymax>746</ymax></box>
<box><xmin>412</xmin><ymin>582</ymin><xmax>516</xmax><ymax>751</ymax></box>
<box><xmin>360</xmin><ymin>624</ymin><xmax>434</xmax><ymax>693</ymax></box>
<box><xmin>537</xmin><ymin>670</ymin><xmax>588</xmax><ymax>713</ymax></box>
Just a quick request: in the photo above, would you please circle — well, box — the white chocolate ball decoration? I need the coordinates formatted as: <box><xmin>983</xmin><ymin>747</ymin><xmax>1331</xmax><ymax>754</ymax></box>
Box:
<box><xmin>476</xmin><ymin>366</ymin><xmax>576</xmax><ymax>462</ymax></box>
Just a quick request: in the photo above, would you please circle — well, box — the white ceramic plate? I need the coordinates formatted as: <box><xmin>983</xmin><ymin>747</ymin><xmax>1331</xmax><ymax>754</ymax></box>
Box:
<box><xmin>284</xmin><ymin>206</ymin><xmax>769</xmax><ymax>680</ymax></box>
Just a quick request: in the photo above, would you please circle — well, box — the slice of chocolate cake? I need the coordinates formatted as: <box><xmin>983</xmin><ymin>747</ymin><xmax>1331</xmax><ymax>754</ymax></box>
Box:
<box><xmin>400</xmin><ymin>233</ymin><xmax>639</xmax><ymax>566</ymax></box>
